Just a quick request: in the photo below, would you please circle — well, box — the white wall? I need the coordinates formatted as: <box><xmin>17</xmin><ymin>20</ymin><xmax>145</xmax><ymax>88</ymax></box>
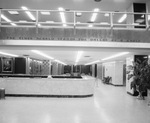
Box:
<box><xmin>114</xmin><ymin>61</ymin><xmax>124</xmax><ymax>85</ymax></box>
<box><xmin>103</xmin><ymin>62</ymin><xmax>115</xmax><ymax>84</ymax></box>
<box><xmin>92</xmin><ymin>64</ymin><xmax>95</xmax><ymax>77</ymax></box>
<box><xmin>97</xmin><ymin>63</ymin><xmax>103</xmax><ymax>80</ymax></box>
<box><xmin>103</xmin><ymin>61</ymin><xmax>125</xmax><ymax>85</ymax></box>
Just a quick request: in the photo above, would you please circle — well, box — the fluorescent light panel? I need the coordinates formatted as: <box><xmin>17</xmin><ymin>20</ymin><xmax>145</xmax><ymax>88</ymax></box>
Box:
<box><xmin>0</xmin><ymin>51</ymin><xmax>18</xmax><ymax>57</ymax></box>
<box><xmin>85</xmin><ymin>60</ymin><xmax>100</xmax><ymax>65</ymax></box>
<box><xmin>46</xmin><ymin>21</ymin><xmax>54</xmax><ymax>23</ymax></box>
<box><xmin>104</xmin><ymin>13</ymin><xmax>109</xmax><ymax>17</ymax></box>
<box><xmin>58</xmin><ymin>7</ymin><xmax>66</xmax><ymax>27</ymax></box>
<box><xmin>19</xmin><ymin>20</ymin><xmax>27</xmax><ymax>22</ymax></box>
<box><xmin>100</xmin><ymin>22</ymin><xmax>109</xmax><ymax>25</ymax></box>
<box><xmin>148</xmin><ymin>15</ymin><xmax>150</xmax><ymax>20</ymax></box>
<box><xmin>54</xmin><ymin>59</ymin><xmax>67</xmax><ymax>65</ymax></box>
<box><xmin>90</xmin><ymin>8</ymin><xmax>99</xmax><ymax>22</ymax></box>
<box><xmin>76</xmin><ymin>12</ymin><xmax>82</xmax><ymax>17</ymax></box>
<box><xmin>88</xmin><ymin>24</ymin><xmax>93</xmax><ymax>27</ymax></box>
<box><xmin>118</xmin><ymin>14</ymin><xmax>127</xmax><ymax>23</ymax></box>
<box><xmin>40</xmin><ymin>11</ymin><xmax>50</xmax><ymax>15</ymax></box>
<box><xmin>75</xmin><ymin>51</ymin><xmax>83</xmax><ymax>65</ymax></box>
<box><xmin>31</xmin><ymin>50</ymin><xmax>54</xmax><ymax>60</ymax></box>
<box><xmin>1</xmin><ymin>14</ymin><xmax>17</xmax><ymax>26</ymax></box>
<box><xmin>8</xmin><ymin>11</ymin><xmax>19</xmax><ymax>15</ymax></box>
<box><xmin>101</xmin><ymin>52</ymin><xmax>129</xmax><ymax>61</ymax></box>
<box><xmin>21</xmin><ymin>6</ymin><xmax>36</xmax><ymax>21</ymax></box>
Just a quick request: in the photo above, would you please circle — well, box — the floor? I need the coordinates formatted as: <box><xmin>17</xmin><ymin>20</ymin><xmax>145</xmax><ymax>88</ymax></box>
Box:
<box><xmin>0</xmin><ymin>81</ymin><xmax>150</xmax><ymax>123</ymax></box>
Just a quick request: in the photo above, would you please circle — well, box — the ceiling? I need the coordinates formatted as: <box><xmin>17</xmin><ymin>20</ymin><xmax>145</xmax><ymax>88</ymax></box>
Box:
<box><xmin>0</xmin><ymin>0</ymin><xmax>150</xmax><ymax>65</ymax></box>
<box><xmin>0</xmin><ymin>0</ymin><xmax>149</xmax><ymax>11</ymax></box>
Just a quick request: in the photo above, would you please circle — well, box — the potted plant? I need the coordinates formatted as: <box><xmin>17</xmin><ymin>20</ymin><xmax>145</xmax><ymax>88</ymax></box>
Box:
<box><xmin>128</xmin><ymin>59</ymin><xmax>150</xmax><ymax>100</ymax></box>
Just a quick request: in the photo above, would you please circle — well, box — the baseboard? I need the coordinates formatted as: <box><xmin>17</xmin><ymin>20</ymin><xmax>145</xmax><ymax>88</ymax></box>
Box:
<box><xmin>109</xmin><ymin>83</ymin><xmax>124</xmax><ymax>86</ymax></box>
<box><xmin>127</xmin><ymin>92</ymin><xmax>134</xmax><ymax>96</ymax></box>
<box><xmin>5</xmin><ymin>94</ymin><xmax>93</xmax><ymax>98</ymax></box>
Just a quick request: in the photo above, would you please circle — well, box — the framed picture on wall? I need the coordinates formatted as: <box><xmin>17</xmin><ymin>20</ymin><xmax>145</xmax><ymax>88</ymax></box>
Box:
<box><xmin>2</xmin><ymin>57</ymin><xmax>13</xmax><ymax>72</ymax></box>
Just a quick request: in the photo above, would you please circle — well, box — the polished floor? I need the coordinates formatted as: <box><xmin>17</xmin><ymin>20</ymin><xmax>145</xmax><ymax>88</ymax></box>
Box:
<box><xmin>0</xmin><ymin>81</ymin><xmax>150</xmax><ymax>123</ymax></box>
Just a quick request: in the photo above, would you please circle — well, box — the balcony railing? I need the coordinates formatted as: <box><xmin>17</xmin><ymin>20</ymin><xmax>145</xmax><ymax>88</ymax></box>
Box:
<box><xmin>0</xmin><ymin>9</ymin><xmax>150</xmax><ymax>30</ymax></box>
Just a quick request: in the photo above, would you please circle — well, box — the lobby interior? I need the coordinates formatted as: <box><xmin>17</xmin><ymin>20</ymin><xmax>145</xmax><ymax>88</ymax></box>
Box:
<box><xmin>0</xmin><ymin>0</ymin><xmax>150</xmax><ymax>123</ymax></box>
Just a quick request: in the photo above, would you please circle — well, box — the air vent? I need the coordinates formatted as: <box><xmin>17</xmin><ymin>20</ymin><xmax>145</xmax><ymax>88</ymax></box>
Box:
<box><xmin>84</xmin><ymin>56</ymin><xmax>90</xmax><ymax>57</ymax></box>
<box><xmin>94</xmin><ymin>0</ymin><xmax>102</xmax><ymax>2</ymax></box>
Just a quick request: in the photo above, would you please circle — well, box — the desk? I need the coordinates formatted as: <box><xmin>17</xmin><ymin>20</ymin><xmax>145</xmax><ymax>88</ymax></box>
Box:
<box><xmin>0</xmin><ymin>76</ymin><xmax>95</xmax><ymax>97</ymax></box>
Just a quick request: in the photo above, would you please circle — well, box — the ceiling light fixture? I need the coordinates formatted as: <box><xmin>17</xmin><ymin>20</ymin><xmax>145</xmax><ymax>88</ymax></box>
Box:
<box><xmin>101</xmin><ymin>52</ymin><xmax>129</xmax><ymax>61</ymax></box>
<box><xmin>104</xmin><ymin>13</ymin><xmax>109</xmax><ymax>17</ymax></box>
<box><xmin>90</xmin><ymin>8</ymin><xmax>99</xmax><ymax>22</ymax></box>
<box><xmin>58</xmin><ymin>7</ymin><xmax>66</xmax><ymax>27</ymax></box>
<box><xmin>21</xmin><ymin>6</ymin><xmax>36</xmax><ymax>21</ymax></box>
<box><xmin>85</xmin><ymin>60</ymin><xmax>100</xmax><ymax>65</ymax></box>
<box><xmin>118</xmin><ymin>14</ymin><xmax>127</xmax><ymax>23</ymax></box>
<box><xmin>38</xmin><ymin>24</ymin><xmax>41</xmax><ymax>27</ymax></box>
<box><xmin>40</xmin><ymin>11</ymin><xmax>50</xmax><ymax>15</ymax></box>
<box><xmin>1</xmin><ymin>14</ymin><xmax>16</xmax><ymax>26</ymax></box>
<box><xmin>88</xmin><ymin>24</ymin><xmax>93</xmax><ymax>27</ymax></box>
<box><xmin>148</xmin><ymin>15</ymin><xmax>150</xmax><ymax>20</ymax></box>
<box><xmin>19</xmin><ymin>20</ymin><xmax>27</xmax><ymax>22</ymax></box>
<box><xmin>0</xmin><ymin>51</ymin><xmax>18</xmax><ymax>57</ymax></box>
<box><xmin>31</xmin><ymin>50</ymin><xmax>54</xmax><ymax>60</ymax></box>
<box><xmin>76</xmin><ymin>12</ymin><xmax>82</xmax><ymax>17</ymax></box>
<box><xmin>75</xmin><ymin>51</ymin><xmax>83</xmax><ymax>65</ymax></box>
<box><xmin>8</xmin><ymin>11</ymin><xmax>19</xmax><ymax>15</ymax></box>
<box><xmin>54</xmin><ymin>59</ymin><xmax>67</xmax><ymax>65</ymax></box>
<box><xmin>46</xmin><ymin>21</ymin><xmax>54</xmax><ymax>23</ymax></box>
<box><xmin>100</xmin><ymin>22</ymin><xmax>109</xmax><ymax>25</ymax></box>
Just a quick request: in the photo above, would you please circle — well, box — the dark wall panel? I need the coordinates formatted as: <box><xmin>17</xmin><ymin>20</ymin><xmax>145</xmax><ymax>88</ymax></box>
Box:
<box><xmin>14</xmin><ymin>58</ymin><xmax>26</xmax><ymax>74</ymax></box>
<box><xmin>0</xmin><ymin>58</ymin><xmax>2</xmax><ymax>73</ymax></box>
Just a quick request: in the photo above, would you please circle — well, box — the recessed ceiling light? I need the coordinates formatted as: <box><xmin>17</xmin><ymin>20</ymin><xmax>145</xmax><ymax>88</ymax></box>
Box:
<box><xmin>76</xmin><ymin>12</ymin><xmax>82</xmax><ymax>17</ymax></box>
<box><xmin>88</xmin><ymin>24</ymin><xmax>93</xmax><ymax>27</ymax></box>
<box><xmin>104</xmin><ymin>13</ymin><xmax>109</xmax><ymax>17</ymax></box>
<box><xmin>19</xmin><ymin>20</ymin><xmax>27</xmax><ymax>22</ymax></box>
<box><xmin>8</xmin><ymin>11</ymin><xmax>19</xmax><ymax>15</ymax></box>
<box><xmin>40</xmin><ymin>11</ymin><xmax>50</xmax><ymax>15</ymax></box>
<box><xmin>100</xmin><ymin>22</ymin><xmax>109</xmax><ymax>25</ymax></box>
<box><xmin>46</xmin><ymin>21</ymin><xmax>54</xmax><ymax>23</ymax></box>
<box><xmin>148</xmin><ymin>15</ymin><xmax>150</xmax><ymax>20</ymax></box>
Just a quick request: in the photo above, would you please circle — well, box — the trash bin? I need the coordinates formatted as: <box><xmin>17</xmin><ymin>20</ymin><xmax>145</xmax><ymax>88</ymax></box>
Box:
<box><xmin>0</xmin><ymin>88</ymin><xmax>5</xmax><ymax>99</ymax></box>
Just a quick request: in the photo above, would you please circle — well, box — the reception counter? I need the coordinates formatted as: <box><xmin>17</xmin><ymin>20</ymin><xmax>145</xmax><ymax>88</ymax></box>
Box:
<box><xmin>0</xmin><ymin>76</ymin><xmax>95</xmax><ymax>97</ymax></box>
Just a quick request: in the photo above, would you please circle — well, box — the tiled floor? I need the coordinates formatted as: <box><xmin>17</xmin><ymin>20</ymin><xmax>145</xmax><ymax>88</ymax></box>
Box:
<box><xmin>0</xmin><ymin>82</ymin><xmax>150</xmax><ymax>123</ymax></box>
